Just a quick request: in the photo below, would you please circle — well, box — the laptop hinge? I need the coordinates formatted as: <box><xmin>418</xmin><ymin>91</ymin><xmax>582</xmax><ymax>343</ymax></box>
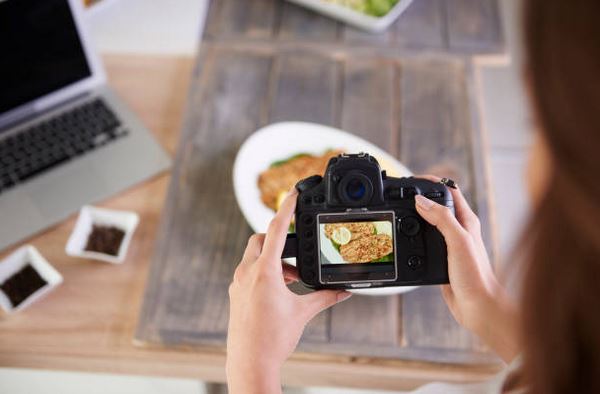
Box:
<box><xmin>0</xmin><ymin>91</ymin><xmax>92</xmax><ymax>132</ymax></box>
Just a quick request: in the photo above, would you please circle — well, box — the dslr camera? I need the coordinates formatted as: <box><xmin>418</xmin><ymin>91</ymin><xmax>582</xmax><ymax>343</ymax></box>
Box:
<box><xmin>282</xmin><ymin>153</ymin><xmax>453</xmax><ymax>290</ymax></box>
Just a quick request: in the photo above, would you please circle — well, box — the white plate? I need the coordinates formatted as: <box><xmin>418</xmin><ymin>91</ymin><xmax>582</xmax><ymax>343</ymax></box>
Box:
<box><xmin>285</xmin><ymin>0</ymin><xmax>414</xmax><ymax>33</ymax></box>
<box><xmin>233</xmin><ymin>122</ymin><xmax>418</xmax><ymax>296</ymax></box>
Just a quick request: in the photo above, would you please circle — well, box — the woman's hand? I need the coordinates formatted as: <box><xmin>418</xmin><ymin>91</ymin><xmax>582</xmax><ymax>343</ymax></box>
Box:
<box><xmin>226</xmin><ymin>189</ymin><xmax>352</xmax><ymax>394</ymax></box>
<box><xmin>415</xmin><ymin>176</ymin><xmax>520</xmax><ymax>363</ymax></box>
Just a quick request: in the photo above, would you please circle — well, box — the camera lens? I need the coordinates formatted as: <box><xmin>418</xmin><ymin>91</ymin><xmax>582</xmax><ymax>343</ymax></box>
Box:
<box><xmin>346</xmin><ymin>179</ymin><xmax>366</xmax><ymax>201</ymax></box>
<box><xmin>338</xmin><ymin>171</ymin><xmax>373</xmax><ymax>205</ymax></box>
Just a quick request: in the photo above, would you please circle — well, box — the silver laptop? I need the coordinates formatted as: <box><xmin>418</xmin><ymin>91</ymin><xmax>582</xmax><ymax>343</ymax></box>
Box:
<box><xmin>0</xmin><ymin>0</ymin><xmax>171</xmax><ymax>250</ymax></box>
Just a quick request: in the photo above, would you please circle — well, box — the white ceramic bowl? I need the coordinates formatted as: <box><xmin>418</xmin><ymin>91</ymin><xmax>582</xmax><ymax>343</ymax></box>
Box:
<box><xmin>66</xmin><ymin>205</ymin><xmax>139</xmax><ymax>264</ymax></box>
<box><xmin>233</xmin><ymin>122</ymin><xmax>417</xmax><ymax>296</ymax></box>
<box><xmin>285</xmin><ymin>0</ymin><xmax>415</xmax><ymax>32</ymax></box>
<box><xmin>0</xmin><ymin>245</ymin><xmax>63</xmax><ymax>313</ymax></box>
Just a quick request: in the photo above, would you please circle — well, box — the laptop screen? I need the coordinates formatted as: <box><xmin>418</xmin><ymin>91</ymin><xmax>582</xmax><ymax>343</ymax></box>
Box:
<box><xmin>0</xmin><ymin>0</ymin><xmax>92</xmax><ymax>115</ymax></box>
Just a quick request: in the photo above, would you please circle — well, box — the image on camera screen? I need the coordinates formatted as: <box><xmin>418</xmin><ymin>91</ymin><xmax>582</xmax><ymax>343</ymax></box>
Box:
<box><xmin>318</xmin><ymin>219</ymin><xmax>395</xmax><ymax>265</ymax></box>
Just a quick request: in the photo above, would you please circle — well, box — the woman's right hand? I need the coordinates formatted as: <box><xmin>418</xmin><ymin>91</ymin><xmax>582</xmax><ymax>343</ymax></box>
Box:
<box><xmin>414</xmin><ymin>176</ymin><xmax>520</xmax><ymax>363</ymax></box>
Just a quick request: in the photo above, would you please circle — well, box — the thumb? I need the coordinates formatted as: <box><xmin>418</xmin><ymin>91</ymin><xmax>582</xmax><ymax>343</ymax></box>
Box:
<box><xmin>414</xmin><ymin>194</ymin><xmax>466</xmax><ymax>247</ymax></box>
<box><xmin>300</xmin><ymin>290</ymin><xmax>352</xmax><ymax>319</ymax></box>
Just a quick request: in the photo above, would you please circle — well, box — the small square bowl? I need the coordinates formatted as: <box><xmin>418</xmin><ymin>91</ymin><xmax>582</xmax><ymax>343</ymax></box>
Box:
<box><xmin>285</xmin><ymin>0</ymin><xmax>415</xmax><ymax>33</ymax></box>
<box><xmin>66</xmin><ymin>205</ymin><xmax>139</xmax><ymax>264</ymax></box>
<box><xmin>0</xmin><ymin>245</ymin><xmax>63</xmax><ymax>313</ymax></box>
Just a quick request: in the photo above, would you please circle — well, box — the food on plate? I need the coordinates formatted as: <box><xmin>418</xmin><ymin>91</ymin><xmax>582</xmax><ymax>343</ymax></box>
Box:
<box><xmin>324</xmin><ymin>222</ymin><xmax>375</xmax><ymax>243</ymax></box>
<box><xmin>329</xmin><ymin>226</ymin><xmax>352</xmax><ymax>246</ymax></box>
<box><xmin>322</xmin><ymin>0</ymin><xmax>399</xmax><ymax>17</ymax></box>
<box><xmin>258</xmin><ymin>150</ymin><xmax>343</xmax><ymax>211</ymax></box>
<box><xmin>339</xmin><ymin>233</ymin><xmax>393</xmax><ymax>263</ymax></box>
<box><xmin>321</xmin><ymin>220</ymin><xmax>394</xmax><ymax>263</ymax></box>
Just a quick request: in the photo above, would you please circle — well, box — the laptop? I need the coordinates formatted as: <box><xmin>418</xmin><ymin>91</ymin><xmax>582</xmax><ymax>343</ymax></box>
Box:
<box><xmin>0</xmin><ymin>0</ymin><xmax>171</xmax><ymax>250</ymax></box>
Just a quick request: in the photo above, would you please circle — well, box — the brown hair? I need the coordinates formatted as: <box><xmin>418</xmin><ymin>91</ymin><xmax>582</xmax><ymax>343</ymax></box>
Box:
<box><xmin>522</xmin><ymin>1</ymin><xmax>600</xmax><ymax>393</ymax></box>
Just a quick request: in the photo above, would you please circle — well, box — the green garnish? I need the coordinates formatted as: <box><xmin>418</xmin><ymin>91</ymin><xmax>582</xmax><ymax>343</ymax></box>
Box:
<box><xmin>331</xmin><ymin>241</ymin><xmax>341</xmax><ymax>252</ymax></box>
<box><xmin>323</xmin><ymin>0</ymin><xmax>399</xmax><ymax>17</ymax></box>
<box><xmin>372</xmin><ymin>253</ymin><xmax>393</xmax><ymax>263</ymax></box>
<box><xmin>270</xmin><ymin>153</ymin><xmax>311</xmax><ymax>168</ymax></box>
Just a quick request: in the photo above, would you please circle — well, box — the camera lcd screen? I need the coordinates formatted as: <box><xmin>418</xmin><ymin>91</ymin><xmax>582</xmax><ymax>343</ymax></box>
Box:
<box><xmin>317</xmin><ymin>211</ymin><xmax>397</xmax><ymax>284</ymax></box>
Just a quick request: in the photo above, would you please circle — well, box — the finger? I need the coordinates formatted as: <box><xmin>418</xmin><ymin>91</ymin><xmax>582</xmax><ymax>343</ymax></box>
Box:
<box><xmin>242</xmin><ymin>233</ymin><xmax>265</xmax><ymax>263</ymax></box>
<box><xmin>300</xmin><ymin>290</ymin><xmax>352</xmax><ymax>319</ymax></box>
<box><xmin>261</xmin><ymin>189</ymin><xmax>298</xmax><ymax>264</ymax></box>
<box><xmin>416</xmin><ymin>175</ymin><xmax>480</xmax><ymax>236</ymax></box>
<box><xmin>282</xmin><ymin>263</ymin><xmax>300</xmax><ymax>283</ymax></box>
<box><xmin>441</xmin><ymin>185</ymin><xmax>480</xmax><ymax>236</ymax></box>
<box><xmin>417</xmin><ymin>174</ymin><xmax>442</xmax><ymax>183</ymax></box>
<box><xmin>415</xmin><ymin>194</ymin><xmax>467</xmax><ymax>247</ymax></box>
<box><xmin>441</xmin><ymin>284</ymin><xmax>454</xmax><ymax>304</ymax></box>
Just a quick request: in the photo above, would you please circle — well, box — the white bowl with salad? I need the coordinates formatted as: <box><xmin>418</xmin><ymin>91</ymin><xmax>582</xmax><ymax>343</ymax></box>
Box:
<box><xmin>286</xmin><ymin>0</ymin><xmax>415</xmax><ymax>32</ymax></box>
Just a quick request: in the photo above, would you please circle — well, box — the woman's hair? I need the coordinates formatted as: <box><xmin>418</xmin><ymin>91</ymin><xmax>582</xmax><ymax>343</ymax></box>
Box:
<box><xmin>522</xmin><ymin>0</ymin><xmax>600</xmax><ymax>393</ymax></box>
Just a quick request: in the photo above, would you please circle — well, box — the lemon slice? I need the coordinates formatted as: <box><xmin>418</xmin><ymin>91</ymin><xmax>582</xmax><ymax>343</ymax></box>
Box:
<box><xmin>331</xmin><ymin>226</ymin><xmax>352</xmax><ymax>246</ymax></box>
<box><xmin>275</xmin><ymin>190</ymin><xmax>288</xmax><ymax>211</ymax></box>
<box><xmin>374</xmin><ymin>221</ymin><xmax>393</xmax><ymax>236</ymax></box>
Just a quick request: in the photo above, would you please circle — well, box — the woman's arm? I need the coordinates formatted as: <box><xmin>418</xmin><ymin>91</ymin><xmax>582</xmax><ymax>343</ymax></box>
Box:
<box><xmin>415</xmin><ymin>176</ymin><xmax>520</xmax><ymax>363</ymax></box>
<box><xmin>226</xmin><ymin>189</ymin><xmax>351</xmax><ymax>394</ymax></box>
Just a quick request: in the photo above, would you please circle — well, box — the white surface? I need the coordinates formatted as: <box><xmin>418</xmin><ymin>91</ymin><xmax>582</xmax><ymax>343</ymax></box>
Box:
<box><xmin>66</xmin><ymin>205</ymin><xmax>139</xmax><ymax>264</ymax></box>
<box><xmin>233</xmin><ymin>122</ymin><xmax>417</xmax><ymax>296</ymax></box>
<box><xmin>87</xmin><ymin>0</ymin><xmax>208</xmax><ymax>55</ymax></box>
<box><xmin>0</xmin><ymin>246</ymin><xmax>63</xmax><ymax>313</ymax></box>
<box><xmin>0</xmin><ymin>368</ymin><xmax>204</xmax><ymax>394</ymax></box>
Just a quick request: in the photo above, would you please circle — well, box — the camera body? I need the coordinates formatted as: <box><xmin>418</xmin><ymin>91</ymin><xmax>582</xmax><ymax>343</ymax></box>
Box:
<box><xmin>293</xmin><ymin>153</ymin><xmax>453</xmax><ymax>290</ymax></box>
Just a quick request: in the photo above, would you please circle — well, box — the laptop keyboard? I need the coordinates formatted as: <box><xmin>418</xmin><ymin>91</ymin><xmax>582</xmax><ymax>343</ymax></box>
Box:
<box><xmin>0</xmin><ymin>98</ymin><xmax>129</xmax><ymax>194</ymax></box>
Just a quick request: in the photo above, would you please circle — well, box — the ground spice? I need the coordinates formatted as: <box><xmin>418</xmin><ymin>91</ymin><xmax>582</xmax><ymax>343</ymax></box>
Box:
<box><xmin>85</xmin><ymin>225</ymin><xmax>125</xmax><ymax>256</ymax></box>
<box><xmin>0</xmin><ymin>264</ymin><xmax>47</xmax><ymax>307</ymax></box>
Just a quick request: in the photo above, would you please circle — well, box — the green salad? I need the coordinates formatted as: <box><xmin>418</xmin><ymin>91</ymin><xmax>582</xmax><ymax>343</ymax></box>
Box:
<box><xmin>323</xmin><ymin>0</ymin><xmax>399</xmax><ymax>17</ymax></box>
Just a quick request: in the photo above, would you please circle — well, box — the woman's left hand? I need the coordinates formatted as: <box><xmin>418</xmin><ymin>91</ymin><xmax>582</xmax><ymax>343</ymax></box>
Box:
<box><xmin>226</xmin><ymin>189</ymin><xmax>352</xmax><ymax>394</ymax></box>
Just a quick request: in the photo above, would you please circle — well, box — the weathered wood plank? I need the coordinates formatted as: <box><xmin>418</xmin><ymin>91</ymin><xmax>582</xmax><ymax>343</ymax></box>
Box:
<box><xmin>205</xmin><ymin>0</ymin><xmax>502</xmax><ymax>55</ymax></box>
<box><xmin>204</xmin><ymin>0</ymin><xmax>278</xmax><ymax>39</ymax></box>
<box><xmin>339</xmin><ymin>57</ymin><xmax>395</xmax><ymax>150</ymax></box>
<box><xmin>269</xmin><ymin>51</ymin><xmax>339</xmax><ymax>125</ymax></box>
<box><xmin>269</xmin><ymin>51</ymin><xmax>339</xmax><ymax>341</ymax></box>
<box><xmin>278</xmin><ymin>2</ymin><xmax>339</xmax><ymax>41</ymax></box>
<box><xmin>139</xmin><ymin>49</ymin><xmax>274</xmax><ymax>342</ymax></box>
<box><xmin>393</xmin><ymin>0</ymin><xmax>447</xmax><ymax>49</ymax></box>
<box><xmin>398</xmin><ymin>57</ymin><xmax>482</xmax><ymax>351</ymax></box>
<box><xmin>330</xmin><ymin>295</ymin><xmax>400</xmax><ymax>346</ymax></box>
<box><xmin>342</xmin><ymin>26</ymin><xmax>393</xmax><ymax>46</ymax></box>
<box><xmin>398</xmin><ymin>57</ymin><xmax>472</xmax><ymax>195</ymax></box>
<box><xmin>446</xmin><ymin>0</ymin><xmax>503</xmax><ymax>52</ymax></box>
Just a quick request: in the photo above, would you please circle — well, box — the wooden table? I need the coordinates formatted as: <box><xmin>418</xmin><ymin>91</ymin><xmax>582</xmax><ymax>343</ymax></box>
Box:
<box><xmin>0</xmin><ymin>53</ymin><xmax>501</xmax><ymax>391</ymax></box>
<box><xmin>135</xmin><ymin>0</ymin><xmax>505</xmax><ymax>388</ymax></box>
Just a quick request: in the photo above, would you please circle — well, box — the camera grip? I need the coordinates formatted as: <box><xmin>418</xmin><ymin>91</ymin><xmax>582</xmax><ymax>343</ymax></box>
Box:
<box><xmin>281</xmin><ymin>233</ymin><xmax>298</xmax><ymax>258</ymax></box>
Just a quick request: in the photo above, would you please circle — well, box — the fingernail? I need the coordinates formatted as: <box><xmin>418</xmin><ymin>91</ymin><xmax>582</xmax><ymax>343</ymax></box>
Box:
<box><xmin>415</xmin><ymin>194</ymin><xmax>435</xmax><ymax>210</ymax></box>
<box><xmin>337</xmin><ymin>291</ymin><xmax>352</xmax><ymax>302</ymax></box>
<box><xmin>287</xmin><ymin>186</ymin><xmax>298</xmax><ymax>197</ymax></box>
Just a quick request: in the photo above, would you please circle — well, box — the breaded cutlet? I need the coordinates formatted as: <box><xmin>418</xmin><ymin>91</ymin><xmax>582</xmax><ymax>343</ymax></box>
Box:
<box><xmin>324</xmin><ymin>222</ymin><xmax>375</xmax><ymax>242</ymax></box>
<box><xmin>339</xmin><ymin>234</ymin><xmax>393</xmax><ymax>263</ymax></box>
<box><xmin>258</xmin><ymin>150</ymin><xmax>342</xmax><ymax>211</ymax></box>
